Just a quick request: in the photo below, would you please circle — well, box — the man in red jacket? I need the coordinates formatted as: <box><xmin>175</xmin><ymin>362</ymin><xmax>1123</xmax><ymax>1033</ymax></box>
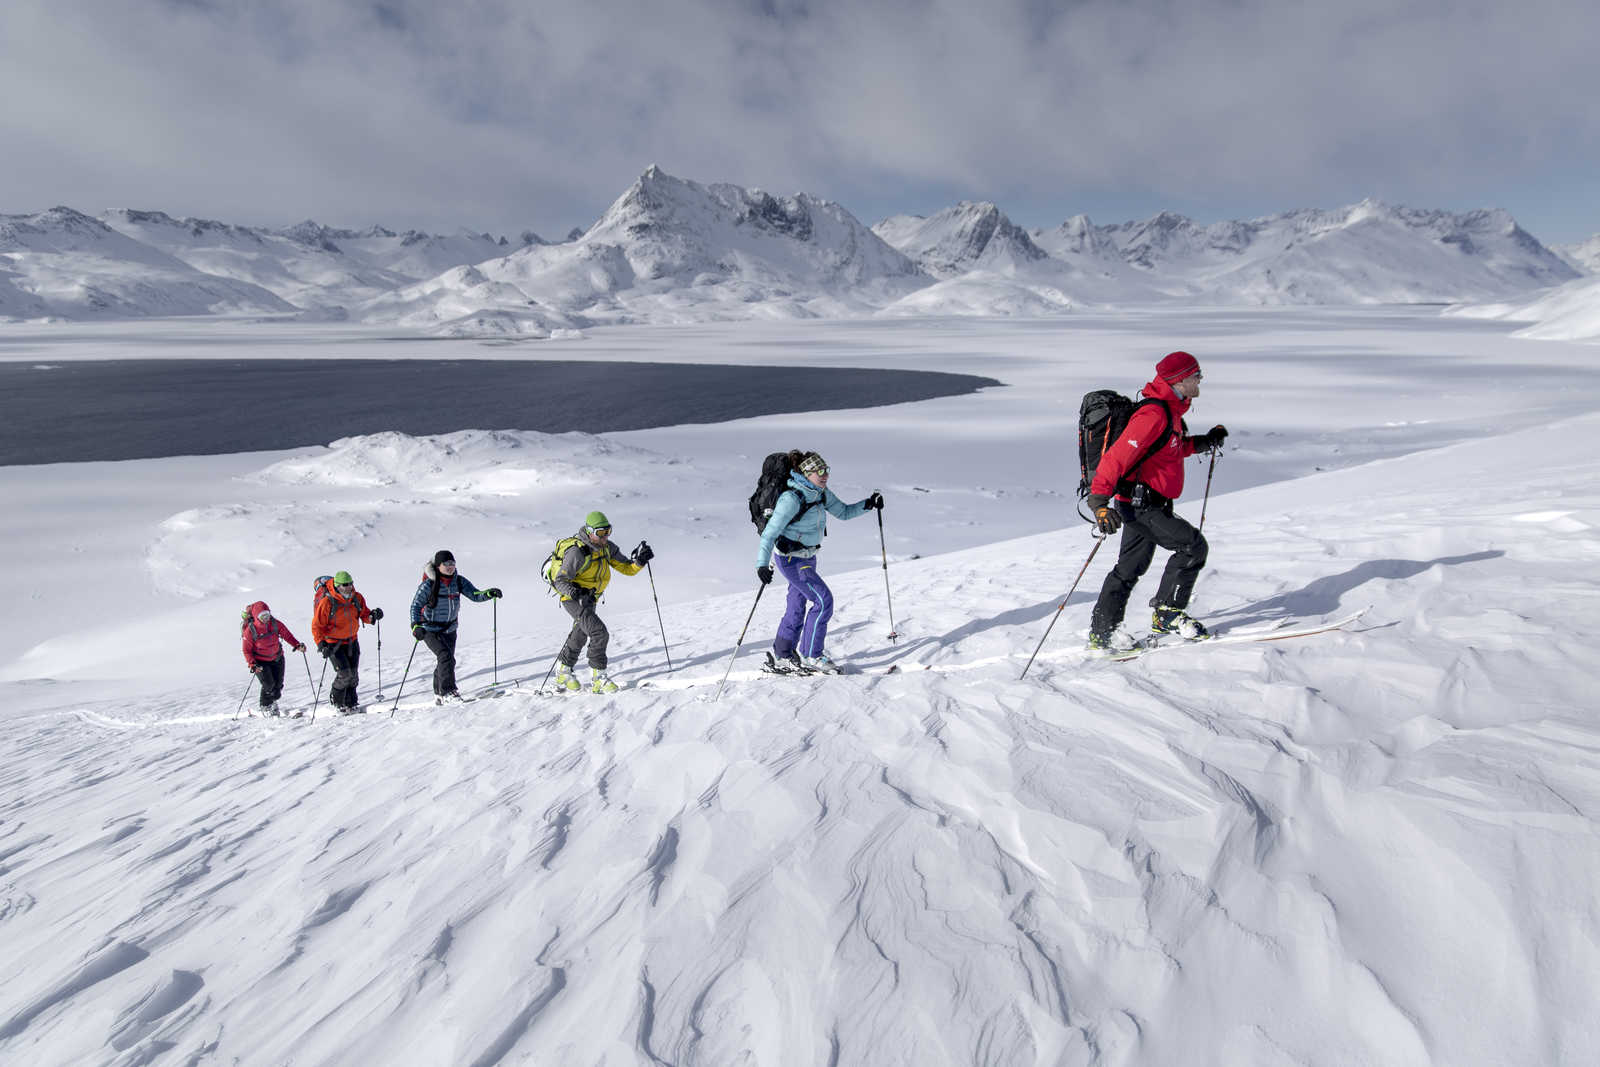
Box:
<box><xmin>1085</xmin><ymin>351</ymin><xmax>1227</xmax><ymax>653</ymax></box>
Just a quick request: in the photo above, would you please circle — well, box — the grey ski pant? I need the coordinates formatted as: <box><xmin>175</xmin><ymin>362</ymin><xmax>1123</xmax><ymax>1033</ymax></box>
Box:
<box><xmin>559</xmin><ymin>595</ymin><xmax>610</xmax><ymax>670</ymax></box>
<box><xmin>1090</xmin><ymin>500</ymin><xmax>1208</xmax><ymax>636</ymax></box>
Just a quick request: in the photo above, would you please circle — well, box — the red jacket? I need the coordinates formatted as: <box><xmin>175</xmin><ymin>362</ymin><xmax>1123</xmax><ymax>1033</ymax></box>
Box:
<box><xmin>311</xmin><ymin>581</ymin><xmax>372</xmax><ymax>645</ymax></box>
<box><xmin>241</xmin><ymin>601</ymin><xmax>302</xmax><ymax>666</ymax></box>
<box><xmin>1090</xmin><ymin>376</ymin><xmax>1195</xmax><ymax>501</ymax></box>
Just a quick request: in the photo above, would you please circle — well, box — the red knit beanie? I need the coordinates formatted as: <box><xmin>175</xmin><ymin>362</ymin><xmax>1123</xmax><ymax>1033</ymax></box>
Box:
<box><xmin>1156</xmin><ymin>350</ymin><xmax>1200</xmax><ymax>383</ymax></box>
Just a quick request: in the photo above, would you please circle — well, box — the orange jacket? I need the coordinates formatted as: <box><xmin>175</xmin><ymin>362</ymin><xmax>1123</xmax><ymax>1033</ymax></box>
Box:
<box><xmin>311</xmin><ymin>580</ymin><xmax>373</xmax><ymax>645</ymax></box>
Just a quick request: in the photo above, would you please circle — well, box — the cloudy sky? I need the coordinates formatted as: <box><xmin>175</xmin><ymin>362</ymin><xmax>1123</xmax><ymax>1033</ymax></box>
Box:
<box><xmin>4</xmin><ymin>0</ymin><xmax>1597</xmax><ymax>244</ymax></box>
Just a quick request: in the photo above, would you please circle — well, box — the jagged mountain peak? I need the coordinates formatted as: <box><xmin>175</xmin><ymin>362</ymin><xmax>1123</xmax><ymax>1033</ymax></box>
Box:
<box><xmin>871</xmin><ymin>200</ymin><xmax>1045</xmax><ymax>278</ymax></box>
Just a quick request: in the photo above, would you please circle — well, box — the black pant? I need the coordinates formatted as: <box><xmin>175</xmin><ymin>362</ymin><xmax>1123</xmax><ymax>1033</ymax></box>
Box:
<box><xmin>255</xmin><ymin>655</ymin><xmax>286</xmax><ymax>706</ymax></box>
<box><xmin>423</xmin><ymin>629</ymin><xmax>459</xmax><ymax>694</ymax></box>
<box><xmin>1090</xmin><ymin>500</ymin><xmax>1208</xmax><ymax>636</ymax></box>
<box><xmin>559</xmin><ymin>596</ymin><xmax>609</xmax><ymax>670</ymax></box>
<box><xmin>326</xmin><ymin>641</ymin><xmax>361</xmax><ymax>707</ymax></box>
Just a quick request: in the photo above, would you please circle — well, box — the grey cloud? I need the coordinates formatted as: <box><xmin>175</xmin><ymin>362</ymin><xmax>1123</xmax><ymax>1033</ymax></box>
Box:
<box><xmin>2</xmin><ymin>0</ymin><xmax>1596</xmax><ymax>239</ymax></box>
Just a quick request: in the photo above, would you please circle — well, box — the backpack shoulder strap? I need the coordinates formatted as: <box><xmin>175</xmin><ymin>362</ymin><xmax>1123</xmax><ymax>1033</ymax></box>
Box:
<box><xmin>1118</xmin><ymin>398</ymin><xmax>1177</xmax><ymax>492</ymax></box>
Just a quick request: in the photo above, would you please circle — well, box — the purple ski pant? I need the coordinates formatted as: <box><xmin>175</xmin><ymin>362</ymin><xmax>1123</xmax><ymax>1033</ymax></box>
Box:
<box><xmin>773</xmin><ymin>553</ymin><xmax>834</xmax><ymax>659</ymax></box>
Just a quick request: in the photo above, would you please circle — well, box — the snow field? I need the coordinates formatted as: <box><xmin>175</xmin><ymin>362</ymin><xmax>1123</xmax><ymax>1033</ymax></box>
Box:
<box><xmin>3</xmin><ymin>312</ymin><xmax>1599</xmax><ymax>1064</ymax></box>
<box><xmin>3</xmin><ymin>407</ymin><xmax>1599</xmax><ymax>1064</ymax></box>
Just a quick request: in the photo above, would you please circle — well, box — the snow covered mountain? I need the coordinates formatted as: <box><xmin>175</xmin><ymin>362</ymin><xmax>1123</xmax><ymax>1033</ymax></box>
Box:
<box><xmin>873</xmin><ymin>202</ymin><xmax>1048</xmax><ymax>278</ymax></box>
<box><xmin>360</xmin><ymin>166</ymin><xmax>928</xmax><ymax>334</ymax></box>
<box><xmin>1086</xmin><ymin>201</ymin><xmax>1580</xmax><ymax>305</ymax></box>
<box><xmin>0</xmin><ymin>208</ymin><xmax>294</xmax><ymax>320</ymax></box>
<box><xmin>1555</xmin><ymin>233</ymin><xmax>1600</xmax><ymax>274</ymax></box>
<box><xmin>2</xmin><ymin>179</ymin><xmax>1587</xmax><ymax>332</ymax></box>
<box><xmin>99</xmin><ymin>210</ymin><xmax>524</xmax><ymax>312</ymax></box>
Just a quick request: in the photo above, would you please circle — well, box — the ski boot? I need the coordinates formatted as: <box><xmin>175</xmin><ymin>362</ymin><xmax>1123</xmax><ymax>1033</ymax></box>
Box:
<box><xmin>264</xmin><ymin>702</ymin><xmax>280</xmax><ymax>718</ymax></box>
<box><xmin>590</xmin><ymin>670</ymin><xmax>619</xmax><ymax>694</ymax></box>
<box><xmin>435</xmin><ymin>690</ymin><xmax>467</xmax><ymax>706</ymax></box>
<box><xmin>1086</xmin><ymin>628</ymin><xmax>1137</xmax><ymax>657</ymax></box>
<box><xmin>1152</xmin><ymin>606</ymin><xmax>1209</xmax><ymax>640</ymax></box>
<box><xmin>800</xmin><ymin>653</ymin><xmax>842</xmax><ymax>675</ymax></box>
<box><xmin>553</xmin><ymin>664</ymin><xmax>580</xmax><ymax>693</ymax></box>
<box><xmin>764</xmin><ymin>650</ymin><xmax>809</xmax><ymax>675</ymax></box>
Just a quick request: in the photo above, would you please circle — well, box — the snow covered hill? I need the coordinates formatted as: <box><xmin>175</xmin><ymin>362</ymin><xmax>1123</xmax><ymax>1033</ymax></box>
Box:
<box><xmin>2</xmin><ymin>405</ymin><xmax>1597</xmax><ymax>1064</ymax></box>
<box><xmin>1</xmin><ymin>208</ymin><xmax>294</xmax><ymax>320</ymax></box>
<box><xmin>1448</xmin><ymin>272</ymin><xmax>1600</xmax><ymax>342</ymax></box>
<box><xmin>360</xmin><ymin>166</ymin><xmax>929</xmax><ymax>335</ymax></box>
<box><xmin>3</xmin><ymin>179</ymin><xmax>1588</xmax><ymax>333</ymax></box>
<box><xmin>5</xmin><ymin>306</ymin><xmax>1600</xmax><ymax>1063</ymax></box>
<box><xmin>1555</xmin><ymin>233</ymin><xmax>1600</xmax><ymax>274</ymax></box>
<box><xmin>99</xmin><ymin>210</ymin><xmax>522</xmax><ymax>312</ymax></box>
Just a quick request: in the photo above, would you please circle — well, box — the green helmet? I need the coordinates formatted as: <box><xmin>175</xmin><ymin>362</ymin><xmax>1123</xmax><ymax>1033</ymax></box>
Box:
<box><xmin>585</xmin><ymin>510</ymin><xmax>611</xmax><ymax>531</ymax></box>
<box><xmin>334</xmin><ymin>570</ymin><xmax>354</xmax><ymax>586</ymax></box>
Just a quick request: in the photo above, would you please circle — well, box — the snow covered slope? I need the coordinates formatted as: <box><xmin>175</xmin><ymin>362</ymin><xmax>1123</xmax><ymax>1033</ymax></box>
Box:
<box><xmin>360</xmin><ymin>166</ymin><xmax>929</xmax><ymax>334</ymax></box>
<box><xmin>2</xmin><ymin>406</ymin><xmax>1597</xmax><ymax>1064</ymax></box>
<box><xmin>1079</xmin><ymin>200</ymin><xmax>1579</xmax><ymax>304</ymax></box>
<box><xmin>0</xmin><ymin>208</ymin><xmax>294</xmax><ymax>320</ymax></box>
<box><xmin>5</xmin><ymin>304</ymin><xmax>1600</xmax><ymax>1063</ymax></box>
<box><xmin>1448</xmin><ymin>272</ymin><xmax>1600</xmax><ymax>343</ymax></box>
<box><xmin>1552</xmin><ymin>233</ymin><xmax>1600</xmax><ymax>274</ymax></box>
<box><xmin>99</xmin><ymin>210</ymin><xmax>521</xmax><ymax>312</ymax></box>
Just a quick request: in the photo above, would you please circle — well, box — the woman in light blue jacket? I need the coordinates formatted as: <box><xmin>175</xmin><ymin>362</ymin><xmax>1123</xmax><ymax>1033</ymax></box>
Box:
<box><xmin>754</xmin><ymin>451</ymin><xmax>882</xmax><ymax>673</ymax></box>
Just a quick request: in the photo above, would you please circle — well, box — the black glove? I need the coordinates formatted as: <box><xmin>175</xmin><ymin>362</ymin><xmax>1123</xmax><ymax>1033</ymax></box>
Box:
<box><xmin>369</xmin><ymin>607</ymin><xmax>384</xmax><ymax>621</ymax></box>
<box><xmin>866</xmin><ymin>492</ymin><xmax>884</xmax><ymax>511</ymax></box>
<box><xmin>411</xmin><ymin>624</ymin><xmax>426</xmax><ymax>641</ymax></box>
<box><xmin>632</xmin><ymin>543</ymin><xmax>654</xmax><ymax>565</ymax></box>
<box><xmin>249</xmin><ymin>663</ymin><xmax>262</xmax><ymax>675</ymax></box>
<box><xmin>318</xmin><ymin>642</ymin><xmax>332</xmax><ymax>658</ymax></box>
<box><xmin>292</xmin><ymin>643</ymin><xmax>306</xmax><ymax>653</ymax></box>
<box><xmin>757</xmin><ymin>565</ymin><xmax>773</xmax><ymax>586</ymax></box>
<box><xmin>1195</xmin><ymin>425</ymin><xmax>1228</xmax><ymax>453</ymax></box>
<box><xmin>484</xmin><ymin>587</ymin><xmax>502</xmax><ymax>599</ymax></box>
<box><xmin>1086</xmin><ymin>494</ymin><xmax>1122</xmax><ymax>535</ymax></box>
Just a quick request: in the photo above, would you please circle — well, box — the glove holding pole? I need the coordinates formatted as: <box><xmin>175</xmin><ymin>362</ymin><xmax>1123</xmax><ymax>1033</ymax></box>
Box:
<box><xmin>635</xmin><ymin>541</ymin><xmax>672</xmax><ymax>672</ymax></box>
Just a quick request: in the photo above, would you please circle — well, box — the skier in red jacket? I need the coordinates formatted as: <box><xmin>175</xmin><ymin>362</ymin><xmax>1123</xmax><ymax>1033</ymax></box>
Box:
<box><xmin>1085</xmin><ymin>351</ymin><xmax>1227</xmax><ymax>653</ymax></box>
<box><xmin>241</xmin><ymin>600</ymin><xmax>305</xmax><ymax>716</ymax></box>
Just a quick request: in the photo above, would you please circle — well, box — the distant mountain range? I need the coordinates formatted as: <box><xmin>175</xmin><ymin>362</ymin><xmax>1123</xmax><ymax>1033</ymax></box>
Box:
<box><xmin>3</xmin><ymin>167</ymin><xmax>1595</xmax><ymax>339</ymax></box>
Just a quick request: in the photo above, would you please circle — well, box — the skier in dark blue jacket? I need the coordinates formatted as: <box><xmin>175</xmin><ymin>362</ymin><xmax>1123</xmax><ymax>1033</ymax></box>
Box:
<box><xmin>408</xmin><ymin>549</ymin><xmax>501</xmax><ymax>702</ymax></box>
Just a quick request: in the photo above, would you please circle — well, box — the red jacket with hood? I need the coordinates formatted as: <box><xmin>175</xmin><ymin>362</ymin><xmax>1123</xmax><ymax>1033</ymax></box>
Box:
<box><xmin>242</xmin><ymin>601</ymin><xmax>301</xmax><ymax>666</ymax></box>
<box><xmin>1089</xmin><ymin>375</ymin><xmax>1195</xmax><ymax>501</ymax></box>
<box><xmin>312</xmin><ymin>581</ymin><xmax>372</xmax><ymax>645</ymax></box>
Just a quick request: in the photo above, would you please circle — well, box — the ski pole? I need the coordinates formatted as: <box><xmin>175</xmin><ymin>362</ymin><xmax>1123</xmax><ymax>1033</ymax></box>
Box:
<box><xmin>876</xmin><ymin>507</ymin><xmax>899</xmax><ymax>642</ymax></box>
<box><xmin>310</xmin><ymin>656</ymin><xmax>328</xmax><ymax>721</ymax></box>
<box><xmin>1198</xmin><ymin>449</ymin><xmax>1219</xmax><ymax>534</ymax></box>
<box><xmin>375</xmin><ymin>619</ymin><xmax>383</xmax><ymax>698</ymax></box>
<box><xmin>1020</xmin><ymin>534</ymin><xmax>1106</xmax><ymax>680</ymax></box>
<box><xmin>389</xmin><ymin>639</ymin><xmax>421</xmax><ymax>717</ymax></box>
<box><xmin>299</xmin><ymin>647</ymin><xmax>315</xmax><ymax>713</ymax></box>
<box><xmin>234</xmin><ymin>672</ymin><xmax>256</xmax><ymax>719</ymax></box>
<box><xmin>493</xmin><ymin>598</ymin><xmax>499</xmax><ymax>685</ymax></box>
<box><xmin>645</xmin><ymin>559</ymin><xmax>673</xmax><ymax>671</ymax></box>
<box><xmin>714</xmin><ymin>584</ymin><xmax>767</xmax><ymax>703</ymax></box>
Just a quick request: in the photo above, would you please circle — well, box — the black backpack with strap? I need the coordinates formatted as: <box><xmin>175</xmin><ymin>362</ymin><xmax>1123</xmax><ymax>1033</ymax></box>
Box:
<box><xmin>749</xmin><ymin>451</ymin><xmax>822</xmax><ymax>550</ymax></box>
<box><xmin>1076</xmin><ymin>391</ymin><xmax>1176</xmax><ymax>519</ymax></box>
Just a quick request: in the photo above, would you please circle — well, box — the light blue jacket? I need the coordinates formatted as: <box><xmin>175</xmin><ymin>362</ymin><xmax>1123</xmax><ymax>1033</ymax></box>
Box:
<box><xmin>756</xmin><ymin>471</ymin><xmax>868</xmax><ymax>566</ymax></box>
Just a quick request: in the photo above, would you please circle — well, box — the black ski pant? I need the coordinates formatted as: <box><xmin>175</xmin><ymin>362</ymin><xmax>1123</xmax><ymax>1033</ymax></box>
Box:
<box><xmin>326</xmin><ymin>640</ymin><xmax>361</xmax><ymax>708</ymax></box>
<box><xmin>255</xmin><ymin>654</ymin><xmax>286</xmax><ymax>707</ymax></box>
<box><xmin>559</xmin><ymin>595</ymin><xmax>610</xmax><ymax>670</ymax></box>
<box><xmin>423</xmin><ymin>629</ymin><xmax>459</xmax><ymax>695</ymax></box>
<box><xmin>1090</xmin><ymin>499</ymin><xmax>1208</xmax><ymax>637</ymax></box>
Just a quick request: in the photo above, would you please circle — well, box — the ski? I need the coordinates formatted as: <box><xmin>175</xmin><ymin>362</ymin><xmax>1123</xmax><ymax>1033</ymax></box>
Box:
<box><xmin>1102</xmin><ymin>607</ymin><xmax>1369</xmax><ymax>662</ymax></box>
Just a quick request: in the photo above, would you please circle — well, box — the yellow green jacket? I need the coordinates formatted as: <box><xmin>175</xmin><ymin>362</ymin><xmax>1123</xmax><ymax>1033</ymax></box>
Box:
<box><xmin>548</xmin><ymin>530</ymin><xmax>643</xmax><ymax>600</ymax></box>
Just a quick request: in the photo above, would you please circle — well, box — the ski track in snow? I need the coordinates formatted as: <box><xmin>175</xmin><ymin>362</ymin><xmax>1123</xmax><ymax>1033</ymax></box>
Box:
<box><xmin>4</xmin><ymin>414</ymin><xmax>1600</xmax><ymax>1065</ymax></box>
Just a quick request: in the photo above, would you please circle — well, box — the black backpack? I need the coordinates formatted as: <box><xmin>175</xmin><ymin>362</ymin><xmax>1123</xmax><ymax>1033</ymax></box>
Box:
<box><xmin>1076</xmin><ymin>390</ymin><xmax>1174</xmax><ymax>518</ymax></box>
<box><xmin>749</xmin><ymin>451</ymin><xmax>821</xmax><ymax>542</ymax></box>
